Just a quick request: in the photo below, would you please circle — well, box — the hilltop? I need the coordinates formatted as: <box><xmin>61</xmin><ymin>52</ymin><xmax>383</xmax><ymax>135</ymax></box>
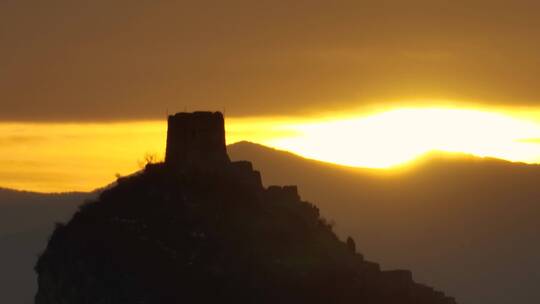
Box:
<box><xmin>34</xmin><ymin>112</ymin><xmax>455</xmax><ymax>304</ymax></box>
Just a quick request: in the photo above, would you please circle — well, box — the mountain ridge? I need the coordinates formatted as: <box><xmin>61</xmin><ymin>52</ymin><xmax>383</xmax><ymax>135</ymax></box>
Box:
<box><xmin>229</xmin><ymin>140</ymin><xmax>539</xmax><ymax>173</ymax></box>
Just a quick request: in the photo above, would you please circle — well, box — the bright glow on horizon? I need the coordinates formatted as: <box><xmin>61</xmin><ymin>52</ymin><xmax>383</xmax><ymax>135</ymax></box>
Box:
<box><xmin>2</xmin><ymin>106</ymin><xmax>540</xmax><ymax>192</ymax></box>
<box><xmin>263</xmin><ymin>108</ymin><xmax>540</xmax><ymax>168</ymax></box>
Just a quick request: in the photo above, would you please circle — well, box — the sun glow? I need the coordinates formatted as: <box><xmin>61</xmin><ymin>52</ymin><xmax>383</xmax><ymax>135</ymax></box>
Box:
<box><xmin>262</xmin><ymin>108</ymin><xmax>540</xmax><ymax>168</ymax></box>
<box><xmin>2</xmin><ymin>106</ymin><xmax>540</xmax><ymax>192</ymax></box>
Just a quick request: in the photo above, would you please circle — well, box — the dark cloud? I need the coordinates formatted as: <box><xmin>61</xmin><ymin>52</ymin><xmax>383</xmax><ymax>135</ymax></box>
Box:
<box><xmin>2</xmin><ymin>0</ymin><xmax>540</xmax><ymax>121</ymax></box>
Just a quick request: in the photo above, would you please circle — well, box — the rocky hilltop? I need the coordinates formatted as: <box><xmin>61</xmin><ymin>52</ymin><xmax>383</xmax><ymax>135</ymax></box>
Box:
<box><xmin>35</xmin><ymin>111</ymin><xmax>456</xmax><ymax>304</ymax></box>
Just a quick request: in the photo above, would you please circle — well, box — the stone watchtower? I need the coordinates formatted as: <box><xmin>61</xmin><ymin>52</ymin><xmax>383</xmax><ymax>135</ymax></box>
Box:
<box><xmin>165</xmin><ymin>111</ymin><xmax>230</xmax><ymax>168</ymax></box>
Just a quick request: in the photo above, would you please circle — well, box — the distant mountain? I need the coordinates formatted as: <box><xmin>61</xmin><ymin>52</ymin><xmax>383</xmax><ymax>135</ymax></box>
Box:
<box><xmin>0</xmin><ymin>189</ymin><xmax>91</xmax><ymax>304</ymax></box>
<box><xmin>0</xmin><ymin>188</ymin><xmax>90</xmax><ymax>237</ymax></box>
<box><xmin>228</xmin><ymin>141</ymin><xmax>540</xmax><ymax>304</ymax></box>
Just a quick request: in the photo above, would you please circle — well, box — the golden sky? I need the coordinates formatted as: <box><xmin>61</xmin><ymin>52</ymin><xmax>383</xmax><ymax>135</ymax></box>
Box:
<box><xmin>3</xmin><ymin>1</ymin><xmax>540</xmax><ymax>191</ymax></box>
<box><xmin>3</xmin><ymin>105</ymin><xmax>540</xmax><ymax>192</ymax></box>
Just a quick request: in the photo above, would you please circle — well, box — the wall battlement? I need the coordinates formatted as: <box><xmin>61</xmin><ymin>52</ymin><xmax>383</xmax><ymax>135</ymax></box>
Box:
<box><xmin>265</xmin><ymin>185</ymin><xmax>300</xmax><ymax>202</ymax></box>
<box><xmin>230</xmin><ymin>161</ymin><xmax>263</xmax><ymax>189</ymax></box>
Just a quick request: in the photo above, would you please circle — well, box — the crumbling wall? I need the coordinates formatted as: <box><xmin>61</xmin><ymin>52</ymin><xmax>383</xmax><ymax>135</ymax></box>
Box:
<box><xmin>229</xmin><ymin>161</ymin><xmax>263</xmax><ymax>189</ymax></box>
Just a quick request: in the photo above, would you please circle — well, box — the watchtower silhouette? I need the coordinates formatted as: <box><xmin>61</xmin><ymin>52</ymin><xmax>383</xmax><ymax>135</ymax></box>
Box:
<box><xmin>165</xmin><ymin>111</ymin><xmax>230</xmax><ymax>168</ymax></box>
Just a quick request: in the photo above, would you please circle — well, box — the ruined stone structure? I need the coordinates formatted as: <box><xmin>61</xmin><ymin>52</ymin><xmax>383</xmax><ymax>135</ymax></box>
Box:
<box><xmin>265</xmin><ymin>185</ymin><xmax>301</xmax><ymax>202</ymax></box>
<box><xmin>165</xmin><ymin>111</ymin><xmax>295</xmax><ymax>197</ymax></box>
<box><xmin>229</xmin><ymin>160</ymin><xmax>263</xmax><ymax>189</ymax></box>
<box><xmin>165</xmin><ymin>111</ymin><xmax>230</xmax><ymax>168</ymax></box>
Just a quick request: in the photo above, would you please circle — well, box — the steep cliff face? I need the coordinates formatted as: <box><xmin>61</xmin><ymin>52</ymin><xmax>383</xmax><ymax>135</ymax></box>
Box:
<box><xmin>35</xmin><ymin>112</ymin><xmax>456</xmax><ymax>304</ymax></box>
